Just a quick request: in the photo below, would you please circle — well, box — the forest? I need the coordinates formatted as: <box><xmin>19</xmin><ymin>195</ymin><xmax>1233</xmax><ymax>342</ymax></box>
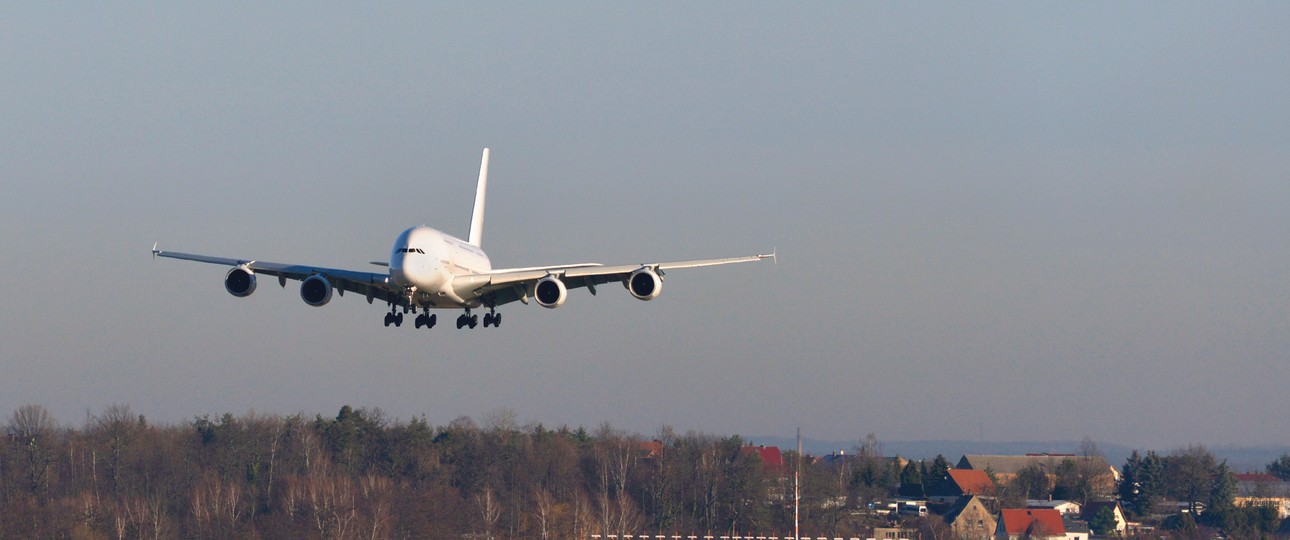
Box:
<box><xmin>2</xmin><ymin>404</ymin><xmax>815</xmax><ymax>539</ymax></box>
<box><xmin>2</xmin><ymin>404</ymin><xmax>1286</xmax><ymax>539</ymax></box>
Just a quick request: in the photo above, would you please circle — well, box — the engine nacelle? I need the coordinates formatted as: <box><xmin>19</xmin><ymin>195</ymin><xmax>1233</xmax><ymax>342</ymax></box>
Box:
<box><xmin>300</xmin><ymin>275</ymin><xmax>333</xmax><ymax>307</ymax></box>
<box><xmin>224</xmin><ymin>266</ymin><xmax>257</xmax><ymax>297</ymax></box>
<box><xmin>627</xmin><ymin>268</ymin><xmax>663</xmax><ymax>301</ymax></box>
<box><xmin>534</xmin><ymin>276</ymin><xmax>567</xmax><ymax>308</ymax></box>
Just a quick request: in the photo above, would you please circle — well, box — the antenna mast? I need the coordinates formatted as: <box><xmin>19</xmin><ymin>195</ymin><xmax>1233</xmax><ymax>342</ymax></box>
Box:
<box><xmin>795</xmin><ymin>427</ymin><xmax>801</xmax><ymax>540</ymax></box>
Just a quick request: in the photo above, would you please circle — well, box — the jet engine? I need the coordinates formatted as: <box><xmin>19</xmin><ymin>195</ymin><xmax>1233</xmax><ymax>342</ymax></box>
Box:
<box><xmin>534</xmin><ymin>276</ymin><xmax>567</xmax><ymax>308</ymax></box>
<box><xmin>224</xmin><ymin>266</ymin><xmax>257</xmax><ymax>297</ymax></box>
<box><xmin>626</xmin><ymin>267</ymin><xmax>663</xmax><ymax>301</ymax></box>
<box><xmin>300</xmin><ymin>275</ymin><xmax>334</xmax><ymax>307</ymax></box>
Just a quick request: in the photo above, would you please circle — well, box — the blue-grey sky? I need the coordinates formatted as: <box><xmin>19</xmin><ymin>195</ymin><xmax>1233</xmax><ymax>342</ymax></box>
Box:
<box><xmin>4</xmin><ymin>3</ymin><xmax>1289</xmax><ymax>451</ymax></box>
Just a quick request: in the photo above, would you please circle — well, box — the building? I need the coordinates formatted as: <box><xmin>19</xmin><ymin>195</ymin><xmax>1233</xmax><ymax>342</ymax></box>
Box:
<box><xmin>957</xmin><ymin>454</ymin><xmax>1118</xmax><ymax>493</ymax></box>
<box><xmin>929</xmin><ymin>469</ymin><xmax>998</xmax><ymax>504</ymax></box>
<box><xmin>1234</xmin><ymin>473</ymin><xmax>1290</xmax><ymax>518</ymax></box>
<box><xmin>944</xmin><ymin>495</ymin><xmax>997</xmax><ymax>540</ymax></box>
<box><xmin>996</xmin><ymin>508</ymin><xmax>1066</xmax><ymax>540</ymax></box>
<box><xmin>741</xmin><ymin>445</ymin><xmax>786</xmax><ymax>476</ymax></box>
<box><xmin>1080</xmin><ymin>501</ymin><xmax>1127</xmax><ymax>535</ymax></box>
<box><xmin>1025</xmin><ymin>500</ymin><xmax>1081</xmax><ymax>515</ymax></box>
<box><xmin>870</xmin><ymin>526</ymin><xmax>915</xmax><ymax>540</ymax></box>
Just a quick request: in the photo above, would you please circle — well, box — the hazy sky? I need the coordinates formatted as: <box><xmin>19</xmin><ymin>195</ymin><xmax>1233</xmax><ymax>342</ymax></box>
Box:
<box><xmin>4</xmin><ymin>3</ymin><xmax>1289</xmax><ymax>451</ymax></box>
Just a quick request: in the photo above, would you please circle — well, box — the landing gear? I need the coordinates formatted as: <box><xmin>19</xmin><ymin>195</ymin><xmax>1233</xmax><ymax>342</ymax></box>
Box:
<box><xmin>456</xmin><ymin>312</ymin><xmax>478</xmax><ymax>329</ymax></box>
<box><xmin>414</xmin><ymin>312</ymin><xmax>437</xmax><ymax>329</ymax></box>
<box><xmin>384</xmin><ymin>311</ymin><xmax>404</xmax><ymax>327</ymax></box>
<box><xmin>445</xmin><ymin>307</ymin><xmax>499</xmax><ymax>329</ymax></box>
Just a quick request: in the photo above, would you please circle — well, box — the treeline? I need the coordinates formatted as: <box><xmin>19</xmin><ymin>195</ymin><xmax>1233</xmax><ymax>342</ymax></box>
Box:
<box><xmin>4</xmin><ymin>404</ymin><xmax>1287</xmax><ymax>539</ymax></box>
<box><xmin>1</xmin><ymin>404</ymin><xmax>832</xmax><ymax>540</ymax></box>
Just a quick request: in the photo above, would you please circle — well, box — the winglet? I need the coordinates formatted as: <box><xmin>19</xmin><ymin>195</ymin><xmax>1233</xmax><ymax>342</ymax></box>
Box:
<box><xmin>152</xmin><ymin>242</ymin><xmax>159</xmax><ymax>260</ymax></box>
<box><xmin>468</xmin><ymin>148</ymin><xmax>490</xmax><ymax>247</ymax></box>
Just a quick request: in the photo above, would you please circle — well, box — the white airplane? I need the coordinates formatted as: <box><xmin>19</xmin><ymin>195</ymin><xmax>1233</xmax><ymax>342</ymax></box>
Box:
<box><xmin>153</xmin><ymin>149</ymin><xmax>773</xmax><ymax>329</ymax></box>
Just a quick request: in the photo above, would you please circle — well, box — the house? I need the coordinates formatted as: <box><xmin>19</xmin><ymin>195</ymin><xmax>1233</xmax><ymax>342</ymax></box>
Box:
<box><xmin>929</xmin><ymin>469</ymin><xmax>997</xmax><ymax>504</ymax></box>
<box><xmin>870</xmin><ymin>526</ymin><xmax>915</xmax><ymax>540</ymax></box>
<box><xmin>1079</xmin><ymin>501</ymin><xmax>1127</xmax><ymax>535</ymax></box>
<box><xmin>635</xmin><ymin>440</ymin><xmax>664</xmax><ymax>460</ymax></box>
<box><xmin>944</xmin><ymin>495</ymin><xmax>997</xmax><ymax>540</ymax></box>
<box><xmin>1235</xmin><ymin>473</ymin><xmax>1290</xmax><ymax>518</ymax></box>
<box><xmin>996</xmin><ymin>508</ymin><xmax>1066</xmax><ymax>540</ymax></box>
<box><xmin>957</xmin><ymin>454</ymin><xmax>1118</xmax><ymax>492</ymax></box>
<box><xmin>741</xmin><ymin>445</ymin><xmax>785</xmax><ymax>476</ymax></box>
<box><xmin>1026</xmin><ymin>499</ymin><xmax>1081</xmax><ymax>515</ymax></box>
<box><xmin>1060</xmin><ymin>516</ymin><xmax>1089</xmax><ymax>540</ymax></box>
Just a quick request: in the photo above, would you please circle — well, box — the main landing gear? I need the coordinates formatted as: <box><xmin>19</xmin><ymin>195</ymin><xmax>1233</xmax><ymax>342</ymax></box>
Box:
<box><xmin>414</xmin><ymin>312</ymin><xmax>437</xmax><ymax>329</ymax></box>
<box><xmin>386</xmin><ymin>306</ymin><xmax>500</xmax><ymax>330</ymax></box>
<box><xmin>454</xmin><ymin>308</ymin><xmax>501</xmax><ymax>329</ymax></box>
<box><xmin>387</xmin><ymin>305</ymin><xmax>437</xmax><ymax>329</ymax></box>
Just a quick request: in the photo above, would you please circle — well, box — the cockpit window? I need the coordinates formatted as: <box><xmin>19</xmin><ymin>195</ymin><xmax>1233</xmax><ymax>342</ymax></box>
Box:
<box><xmin>398</xmin><ymin>248</ymin><xmax>426</xmax><ymax>254</ymax></box>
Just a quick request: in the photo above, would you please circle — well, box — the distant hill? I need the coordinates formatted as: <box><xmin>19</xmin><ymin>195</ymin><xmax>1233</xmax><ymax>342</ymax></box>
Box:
<box><xmin>743</xmin><ymin>437</ymin><xmax>1289</xmax><ymax>473</ymax></box>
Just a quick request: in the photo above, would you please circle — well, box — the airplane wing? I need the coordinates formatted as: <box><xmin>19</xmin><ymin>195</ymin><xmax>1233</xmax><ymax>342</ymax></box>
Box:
<box><xmin>451</xmin><ymin>253</ymin><xmax>774</xmax><ymax>307</ymax></box>
<box><xmin>151</xmin><ymin>247</ymin><xmax>403</xmax><ymax>305</ymax></box>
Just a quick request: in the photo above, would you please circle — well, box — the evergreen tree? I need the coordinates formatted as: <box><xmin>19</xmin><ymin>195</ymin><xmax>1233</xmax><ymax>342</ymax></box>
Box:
<box><xmin>899</xmin><ymin>460</ymin><xmax>923</xmax><ymax>498</ymax></box>
<box><xmin>1120</xmin><ymin>450</ymin><xmax>1165</xmax><ymax>516</ymax></box>
<box><xmin>1267</xmin><ymin>453</ymin><xmax>1290</xmax><ymax>481</ymax></box>
<box><xmin>1118</xmin><ymin>451</ymin><xmax>1142</xmax><ymax>510</ymax></box>
<box><xmin>1206</xmin><ymin>460</ymin><xmax>1237</xmax><ymax>514</ymax></box>
<box><xmin>924</xmin><ymin>454</ymin><xmax>950</xmax><ymax>494</ymax></box>
<box><xmin>1088</xmin><ymin>506</ymin><xmax>1118</xmax><ymax>536</ymax></box>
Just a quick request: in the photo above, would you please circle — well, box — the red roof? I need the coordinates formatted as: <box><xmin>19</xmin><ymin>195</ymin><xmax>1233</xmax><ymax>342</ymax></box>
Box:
<box><xmin>742</xmin><ymin>445</ymin><xmax>785</xmax><ymax>475</ymax></box>
<box><xmin>999</xmin><ymin>509</ymin><xmax>1065</xmax><ymax>537</ymax></box>
<box><xmin>635</xmin><ymin>440</ymin><xmax>664</xmax><ymax>460</ymax></box>
<box><xmin>948</xmin><ymin>469</ymin><xmax>995</xmax><ymax>496</ymax></box>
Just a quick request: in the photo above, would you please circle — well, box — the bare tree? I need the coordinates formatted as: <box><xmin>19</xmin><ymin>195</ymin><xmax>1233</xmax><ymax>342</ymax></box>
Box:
<box><xmin>7</xmin><ymin>404</ymin><xmax>58</xmax><ymax>495</ymax></box>
<box><xmin>533</xmin><ymin>488</ymin><xmax>556</xmax><ymax>540</ymax></box>
<box><xmin>476</xmin><ymin>485</ymin><xmax>503</xmax><ymax>539</ymax></box>
<box><xmin>359</xmin><ymin>473</ymin><xmax>394</xmax><ymax>540</ymax></box>
<box><xmin>91</xmin><ymin>404</ymin><xmax>140</xmax><ymax>496</ymax></box>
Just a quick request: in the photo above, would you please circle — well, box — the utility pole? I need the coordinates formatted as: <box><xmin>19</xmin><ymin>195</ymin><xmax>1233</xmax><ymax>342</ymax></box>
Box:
<box><xmin>795</xmin><ymin>427</ymin><xmax>801</xmax><ymax>540</ymax></box>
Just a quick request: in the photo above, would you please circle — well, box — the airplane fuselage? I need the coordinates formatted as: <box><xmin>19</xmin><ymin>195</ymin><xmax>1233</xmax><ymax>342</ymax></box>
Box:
<box><xmin>389</xmin><ymin>226</ymin><xmax>492</xmax><ymax>308</ymax></box>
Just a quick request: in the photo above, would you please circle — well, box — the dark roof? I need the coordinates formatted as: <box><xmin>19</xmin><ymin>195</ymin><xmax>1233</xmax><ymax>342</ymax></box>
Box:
<box><xmin>958</xmin><ymin>454</ymin><xmax>1115</xmax><ymax>478</ymax></box>
<box><xmin>943</xmin><ymin>495</ymin><xmax>985</xmax><ymax>523</ymax></box>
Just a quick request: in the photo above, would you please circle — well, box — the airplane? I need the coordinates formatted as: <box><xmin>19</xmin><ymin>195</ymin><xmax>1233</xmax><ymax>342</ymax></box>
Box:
<box><xmin>152</xmin><ymin>148</ymin><xmax>774</xmax><ymax>329</ymax></box>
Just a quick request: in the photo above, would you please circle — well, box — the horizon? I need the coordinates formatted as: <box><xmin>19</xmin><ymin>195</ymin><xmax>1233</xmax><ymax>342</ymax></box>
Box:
<box><xmin>11</xmin><ymin>401</ymin><xmax>1285</xmax><ymax>473</ymax></box>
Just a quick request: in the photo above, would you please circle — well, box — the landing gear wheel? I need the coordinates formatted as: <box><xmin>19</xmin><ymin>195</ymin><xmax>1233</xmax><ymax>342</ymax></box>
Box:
<box><xmin>483</xmin><ymin>313</ymin><xmax>494</xmax><ymax>327</ymax></box>
<box><xmin>414</xmin><ymin>314</ymin><xmax>425</xmax><ymax>329</ymax></box>
<box><xmin>426</xmin><ymin>313</ymin><xmax>436</xmax><ymax>329</ymax></box>
<box><xmin>493</xmin><ymin>313</ymin><xmax>501</xmax><ymax>327</ymax></box>
<box><xmin>384</xmin><ymin>313</ymin><xmax>393</xmax><ymax>327</ymax></box>
<box><xmin>467</xmin><ymin>314</ymin><xmax>478</xmax><ymax>329</ymax></box>
<box><xmin>394</xmin><ymin>312</ymin><xmax>404</xmax><ymax>327</ymax></box>
<box><xmin>456</xmin><ymin>314</ymin><xmax>466</xmax><ymax>329</ymax></box>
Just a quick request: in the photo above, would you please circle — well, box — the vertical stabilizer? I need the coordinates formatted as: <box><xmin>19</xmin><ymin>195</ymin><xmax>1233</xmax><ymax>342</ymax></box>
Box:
<box><xmin>468</xmin><ymin>148</ymin><xmax>490</xmax><ymax>247</ymax></box>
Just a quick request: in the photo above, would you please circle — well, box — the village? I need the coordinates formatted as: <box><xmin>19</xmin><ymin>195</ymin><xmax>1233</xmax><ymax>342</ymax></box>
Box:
<box><xmin>605</xmin><ymin>441</ymin><xmax>1290</xmax><ymax>540</ymax></box>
